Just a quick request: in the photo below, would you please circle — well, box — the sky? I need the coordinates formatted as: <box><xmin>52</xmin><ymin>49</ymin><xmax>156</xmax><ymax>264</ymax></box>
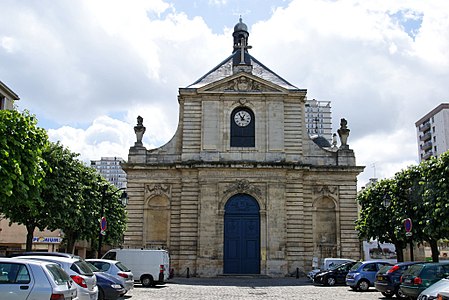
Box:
<box><xmin>1</xmin><ymin>0</ymin><xmax>449</xmax><ymax>189</ymax></box>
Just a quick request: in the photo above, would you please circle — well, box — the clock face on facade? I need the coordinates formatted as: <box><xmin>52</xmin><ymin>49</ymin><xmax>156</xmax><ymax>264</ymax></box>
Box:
<box><xmin>234</xmin><ymin>110</ymin><xmax>251</xmax><ymax>127</ymax></box>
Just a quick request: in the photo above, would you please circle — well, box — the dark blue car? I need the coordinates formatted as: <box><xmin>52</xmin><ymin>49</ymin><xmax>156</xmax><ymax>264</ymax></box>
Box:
<box><xmin>375</xmin><ymin>261</ymin><xmax>422</xmax><ymax>299</ymax></box>
<box><xmin>87</xmin><ymin>262</ymin><xmax>125</xmax><ymax>300</ymax></box>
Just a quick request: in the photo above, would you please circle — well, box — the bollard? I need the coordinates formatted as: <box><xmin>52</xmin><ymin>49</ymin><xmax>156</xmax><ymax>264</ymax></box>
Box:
<box><xmin>296</xmin><ymin>267</ymin><xmax>299</xmax><ymax>279</ymax></box>
<box><xmin>187</xmin><ymin>267</ymin><xmax>190</xmax><ymax>278</ymax></box>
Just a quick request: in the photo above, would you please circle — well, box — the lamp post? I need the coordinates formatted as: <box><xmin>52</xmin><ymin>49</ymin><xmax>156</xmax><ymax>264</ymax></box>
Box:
<box><xmin>97</xmin><ymin>186</ymin><xmax>128</xmax><ymax>258</ymax></box>
<box><xmin>406</xmin><ymin>187</ymin><xmax>414</xmax><ymax>262</ymax></box>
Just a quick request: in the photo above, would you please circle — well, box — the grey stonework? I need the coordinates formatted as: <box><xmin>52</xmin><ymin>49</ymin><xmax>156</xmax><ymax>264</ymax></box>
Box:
<box><xmin>122</xmin><ymin>19</ymin><xmax>364</xmax><ymax>278</ymax></box>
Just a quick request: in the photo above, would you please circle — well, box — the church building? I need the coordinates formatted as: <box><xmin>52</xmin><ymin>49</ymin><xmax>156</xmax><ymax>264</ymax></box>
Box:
<box><xmin>123</xmin><ymin>19</ymin><xmax>364</xmax><ymax>277</ymax></box>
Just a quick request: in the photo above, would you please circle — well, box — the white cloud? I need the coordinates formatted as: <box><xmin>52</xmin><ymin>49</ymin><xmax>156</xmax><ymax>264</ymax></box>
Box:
<box><xmin>2</xmin><ymin>0</ymin><xmax>449</xmax><ymax>189</ymax></box>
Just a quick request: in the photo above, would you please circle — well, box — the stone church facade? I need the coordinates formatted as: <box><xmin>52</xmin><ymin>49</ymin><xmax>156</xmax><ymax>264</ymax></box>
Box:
<box><xmin>123</xmin><ymin>19</ymin><xmax>364</xmax><ymax>277</ymax></box>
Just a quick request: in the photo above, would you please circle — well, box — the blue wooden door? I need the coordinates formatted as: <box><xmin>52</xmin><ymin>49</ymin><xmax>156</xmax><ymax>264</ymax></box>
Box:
<box><xmin>224</xmin><ymin>194</ymin><xmax>260</xmax><ymax>274</ymax></box>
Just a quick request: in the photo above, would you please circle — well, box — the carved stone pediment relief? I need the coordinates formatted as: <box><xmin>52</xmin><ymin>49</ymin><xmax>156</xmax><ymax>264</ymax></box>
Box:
<box><xmin>206</xmin><ymin>76</ymin><xmax>280</xmax><ymax>93</ymax></box>
<box><xmin>313</xmin><ymin>185</ymin><xmax>338</xmax><ymax>197</ymax></box>
<box><xmin>223</xmin><ymin>179</ymin><xmax>262</xmax><ymax>198</ymax></box>
<box><xmin>145</xmin><ymin>183</ymin><xmax>171</xmax><ymax>198</ymax></box>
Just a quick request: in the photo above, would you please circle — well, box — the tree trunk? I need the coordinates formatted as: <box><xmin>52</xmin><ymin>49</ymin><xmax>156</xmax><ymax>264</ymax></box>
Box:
<box><xmin>394</xmin><ymin>242</ymin><xmax>404</xmax><ymax>262</ymax></box>
<box><xmin>25</xmin><ymin>224</ymin><xmax>35</xmax><ymax>251</ymax></box>
<box><xmin>429</xmin><ymin>239</ymin><xmax>440</xmax><ymax>262</ymax></box>
<box><xmin>65</xmin><ymin>231</ymin><xmax>77</xmax><ymax>254</ymax></box>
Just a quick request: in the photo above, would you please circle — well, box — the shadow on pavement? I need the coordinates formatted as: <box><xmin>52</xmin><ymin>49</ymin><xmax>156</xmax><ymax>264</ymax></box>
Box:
<box><xmin>163</xmin><ymin>276</ymin><xmax>313</xmax><ymax>287</ymax></box>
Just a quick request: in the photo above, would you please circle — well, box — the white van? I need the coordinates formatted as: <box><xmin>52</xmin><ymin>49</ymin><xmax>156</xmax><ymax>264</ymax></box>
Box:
<box><xmin>102</xmin><ymin>249</ymin><xmax>170</xmax><ymax>287</ymax></box>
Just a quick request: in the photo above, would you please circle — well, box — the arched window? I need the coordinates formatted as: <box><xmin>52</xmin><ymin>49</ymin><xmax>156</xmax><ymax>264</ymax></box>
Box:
<box><xmin>230</xmin><ymin>107</ymin><xmax>255</xmax><ymax>147</ymax></box>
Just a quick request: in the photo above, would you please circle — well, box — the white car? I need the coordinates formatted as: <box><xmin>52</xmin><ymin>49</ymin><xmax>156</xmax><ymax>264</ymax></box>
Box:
<box><xmin>15</xmin><ymin>255</ymin><xmax>97</xmax><ymax>300</ymax></box>
<box><xmin>0</xmin><ymin>257</ymin><xmax>78</xmax><ymax>300</ymax></box>
<box><xmin>86</xmin><ymin>258</ymin><xmax>134</xmax><ymax>293</ymax></box>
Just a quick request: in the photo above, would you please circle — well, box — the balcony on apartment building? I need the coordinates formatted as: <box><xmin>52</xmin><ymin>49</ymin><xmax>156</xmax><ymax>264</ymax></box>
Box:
<box><xmin>419</xmin><ymin>121</ymin><xmax>431</xmax><ymax>132</ymax></box>
<box><xmin>420</xmin><ymin>141</ymin><xmax>433</xmax><ymax>151</ymax></box>
<box><xmin>419</xmin><ymin>131</ymin><xmax>432</xmax><ymax>142</ymax></box>
<box><xmin>422</xmin><ymin>150</ymin><xmax>434</xmax><ymax>160</ymax></box>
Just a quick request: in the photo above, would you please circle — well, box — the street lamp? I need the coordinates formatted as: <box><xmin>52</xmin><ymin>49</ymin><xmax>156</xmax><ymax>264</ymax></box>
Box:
<box><xmin>383</xmin><ymin>194</ymin><xmax>391</xmax><ymax>208</ymax></box>
<box><xmin>98</xmin><ymin>186</ymin><xmax>128</xmax><ymax>258</ymax></box>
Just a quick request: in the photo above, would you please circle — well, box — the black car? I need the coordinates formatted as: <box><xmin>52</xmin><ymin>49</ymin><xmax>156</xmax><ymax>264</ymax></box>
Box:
<box><xmin>374</xmin><ymin>261</ymin><xmax>422</xmax><ymax>299</ymax></box>
<box><xmin>313</xmin><ymin>261</ymin><xmax>357</xmax><ymax>286</ymax></box>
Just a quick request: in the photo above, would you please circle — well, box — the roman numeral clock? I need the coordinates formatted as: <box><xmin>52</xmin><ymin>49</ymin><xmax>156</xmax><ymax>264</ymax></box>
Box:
<box><xmin>231</xmin><ymin>107</ymin><xmax>255</xmax><ymax>147</ymax></box>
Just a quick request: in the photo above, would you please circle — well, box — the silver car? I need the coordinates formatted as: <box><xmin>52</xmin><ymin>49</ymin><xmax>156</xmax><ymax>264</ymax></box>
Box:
<box><xmin>15</xmin><ymin>255</ymin><xmax>97</xmax><ymax>300</ymax></box>
<box><xmin>86</xmin><ymin>259</ymin><xmax>134</xmax><ymax>293</ymax></box>
<box><xmin>0</xmin><ymin>257</ymin><xmax>78</xmax><ymax>300</ymax></box>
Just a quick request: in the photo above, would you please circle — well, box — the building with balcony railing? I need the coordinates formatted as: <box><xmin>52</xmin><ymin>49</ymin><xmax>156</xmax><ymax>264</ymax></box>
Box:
<box><xmin>91</xmin><ymin>157</ymin><xmax>127</xmax><ymax>189</ymax></box>
<box><xmin>305</xmin><ymin>98</ymin><xmax>332</xmax><ymax>142</ymax></box>
<box><xmin>415</xmin><ymin>103</ymin><xmax>449</xmax><ymax>162</ymax></box>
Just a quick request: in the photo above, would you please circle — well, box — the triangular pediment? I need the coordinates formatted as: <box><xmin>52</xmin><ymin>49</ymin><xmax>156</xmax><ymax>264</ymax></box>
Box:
<box><xmin>198</xmin><ymin>73</ymin><xmax>287</xmax><ymax>94</ymax></box>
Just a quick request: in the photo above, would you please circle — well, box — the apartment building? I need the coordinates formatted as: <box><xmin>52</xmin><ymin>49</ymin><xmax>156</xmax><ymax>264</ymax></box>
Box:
<box><xmin>415</xmin><ymin>103</ymin><xmax>449</xmax><ymax>161</ymax></box>
<box><xmin>91</xmin><ymin>157</ymin><xmax>127</xmax><ymax>189</ymax></box>
<box><xmin>0</xmin><ymin>80</ymin><xmax>20</xmax><ymax>110</ymax></box>
<box><xmin>305</xmin><ymin>98</ymin><xmax>332</xmax><ymax>142</ymax></box>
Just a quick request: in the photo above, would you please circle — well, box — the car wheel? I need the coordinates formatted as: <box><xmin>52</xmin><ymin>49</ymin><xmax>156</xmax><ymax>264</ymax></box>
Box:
<box><xmin>97</xmin><ymin>287</ymin><xmax>105</xmax><ymax>300</ymax></box>
<box><xmin>356</xmin><ymin>279</ymin><xmax>370</xmax><ymax>292</ymax></box>
<box><xmin>326</xmin><ymin>276</ymin><xmax>336</xmax><ymax>286</ymax></box>
<box><xmin>381</xmin><ymin>291</ymin><xmax>394</xmax><ymax>298</ymax></box>
<box><xmin>396</xmin><ymin>288</ymin><xmax>408</xmax><ymax>299</ymax></box>
<box><xmin>141</xmin><ymin>275</ymin><xmax>154</xmax><ymax>288</ymax></box>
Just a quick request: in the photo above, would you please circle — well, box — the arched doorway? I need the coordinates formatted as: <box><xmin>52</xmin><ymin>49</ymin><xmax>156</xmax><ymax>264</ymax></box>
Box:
<box><xmin>224</xmin><ymin>193</ymin><xmax>260</xmax><ymax>274</ymax></box>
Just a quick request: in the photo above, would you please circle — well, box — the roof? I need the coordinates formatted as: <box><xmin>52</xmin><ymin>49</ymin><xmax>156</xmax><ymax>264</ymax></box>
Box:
<box><xmin>187</xmin><ymin>51</ymin><xmax>300</xmax><ymax>90</ymax></box>
<box><xmin>415</xmin><ymin>103</ymin><xmax>449</xmax><ymax>126</ymax></box>
<box><xmin>0</xmin><ymin>80</ymin><xmax>20</xmax><ymax>100</ymax></box>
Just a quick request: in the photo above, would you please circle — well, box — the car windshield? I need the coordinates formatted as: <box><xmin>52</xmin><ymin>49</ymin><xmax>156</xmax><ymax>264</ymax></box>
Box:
<box><xmin>328</xmin><ymin>262</ymin><xmax>346</xmax><ymax>271</ymax></box>
<box><xmin>72</xmin><ymin>260</ymin><xmax>94</xmax><ymax>276</ymax></box>
<box><xmin>378</xmin><ymin>265</ymin><xmax>393</xmax><ymax>273</ymax></box>
<box><xmin>85</xmin><ymin>262</ymin><xmax>100</xmax><ymax>272</ymax></box>
<box><xmin>350</xmin><ymin>262</ymin><xmax>363</xmax><ymax>271</ymax></box>
<box><xmin>47</xmin><ymin>264</ymin><xmax>71</xmax><ymax>285</ymax></box>
<box><xmin>405</xmin><ymin>264</ymin><xmax>425</xmax><ymax>277</ymax></box>
<box><xmin>116</xmin><ymin>262</ymin><xmax>130</xmax><ymax>272</ymax></box>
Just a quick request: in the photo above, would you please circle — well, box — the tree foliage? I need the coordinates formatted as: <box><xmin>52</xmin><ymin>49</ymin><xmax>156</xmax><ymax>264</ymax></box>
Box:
<box><xmin>0</xmin><ymin>110</ymin><xmax>48</xmax><ymax>250</ymax></box>
<box><xmin>0</xmin><ymin>110</ymin><xmax>127</xmax><ymax>253</ymax></box>
<box><xmin>356</xmin><ymin>151</ymin><xmax>449</xmax><ymax>262</ymax></box>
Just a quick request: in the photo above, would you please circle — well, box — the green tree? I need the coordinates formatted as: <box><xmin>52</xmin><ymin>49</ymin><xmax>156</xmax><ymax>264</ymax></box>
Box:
<box><xmin>0</xmin><ymin>110</ymin><xmax>48</xmax><ymax>250</ymax></box>
<box><xmin>418</xmin><ymin>152</ymin><xmax>449</xmax><ymax>262</ymax></box>
<box><xmin>356</xmin><ymin>178</ymin><xmax>407</xmax><ymax>262</ymax></box>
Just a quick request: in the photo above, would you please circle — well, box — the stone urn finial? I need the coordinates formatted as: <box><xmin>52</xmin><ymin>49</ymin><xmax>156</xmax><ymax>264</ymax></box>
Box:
<box><xmin>337</xmin><ymin>118</ymin><xmax>350</xmax><ymax>149</ymax></box>
<box><xmin>134</xmin><ymin>115</ymin><xmax>146</xmax><ymax>147</ymax></box>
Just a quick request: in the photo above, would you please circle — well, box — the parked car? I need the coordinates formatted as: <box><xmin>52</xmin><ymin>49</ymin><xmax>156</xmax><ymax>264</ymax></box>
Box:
<box><xmin>437</xmin><ymin>290</ymin><xmax>449</xmax><ymax>300</ymax></box>
<box><xmin>375</xmin><ymin>261</ymin><xmax>422</xmax><ymax>298</ymax></box>
<box><xmin>15</xmin><ymin>255</ymin><xmax>98</xmax><ymax>300</ymax></box>
<box><xmin>400</xmin><ymin>262</ymin><xmax>449</xmax><ymax>300</ymax></box>
<box><xmin>308</xmin><ymin>258</ymin><xmax>356</xmax><ymax>281</ymax></box>
<box><xmin>87</xmin><ymin>258</ymin><xmax>134</xmax><ymax>293</ymax></box>
<box><xmin>418</xmin><ymin>277</ymin><xmax>449</xmax><ymax>300</ymax></box>
<box><xmin>0</xmin><ymin>257</ymin><xmax>78</xmax><ymax>300</ymax></box>
<box><xmin>9</xmin><ymin>251</ymin><xmax>81</xmax><ymax>259</ymax></box>
<box><xmin>102</xmin><ymin>248</ymin><xmax>170</xmax><ymax>287</ymax></box>
<box><xmin>313</xmin><ymin>261</ymin><xmax>357</xmax><ymax>286</ymax></box>
<box><xmin>345</xmin><ymin>260</ymin><xmax>393</xmax><ymax>291</ymax></box>
<box><xmin>86</xmin><ymin>261</ymin><xmax>125</xmax><ymax>300</ymax></box>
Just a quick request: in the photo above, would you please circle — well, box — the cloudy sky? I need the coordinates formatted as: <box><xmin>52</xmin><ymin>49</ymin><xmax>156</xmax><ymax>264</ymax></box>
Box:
<box><xmin>1</xmin><ymin>0</ymin><xmax>449</xmax><ymax>188</ymax></box>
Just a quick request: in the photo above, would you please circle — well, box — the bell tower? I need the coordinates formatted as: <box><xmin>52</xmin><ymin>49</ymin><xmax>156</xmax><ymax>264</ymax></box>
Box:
<box><xmin>232</xmin><ymin>17</ymin><xmax>252</xmax><ymax>73</ymax></box>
